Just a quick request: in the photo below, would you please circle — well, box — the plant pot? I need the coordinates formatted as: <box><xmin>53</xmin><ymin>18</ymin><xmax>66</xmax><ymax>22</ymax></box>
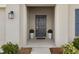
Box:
<box><xmin>19</xmin><ymin>48</ymin><xmax>32</xmax><ymax>54</ymax></box>
<box><xmin>50</xmin><ymin>48</ymin><xmax>63</xmax><ymax>54</ymax></box>
<box><xmin>48</xmin><ymin>33</ymin><xmax>52</xmax><ymax>39</ymax></box>
<box><xmin>30</xmin><ymin>33</ymin><xmax>34</xmax><ymax>39</ymax></box>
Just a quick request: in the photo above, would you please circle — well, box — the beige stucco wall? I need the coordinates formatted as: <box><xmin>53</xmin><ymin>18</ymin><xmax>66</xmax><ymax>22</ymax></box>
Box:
<box><xmin>0</xmin><ymin>4</ymin><xmax>79</xmax><ymax>47</ymax></box>
<box><xmin>5</xmin><ymin>4</ymin><xmax>20</xmax><ymax>45</ymax></box>
<box><xmin>68</xmin><ymin>5</ymin><xmax>79</xmax><ymax>42</ymax></box>
<box><xmin>55</xmin><ymin>4</ymin><xmax>79</xmax><ymax>46</ymax></box>
<box><xmin>0</xmin><ymin>8</ymin><xmax>5</xmax><ymax>46</ymax></box>
<box><xmin>0</xmin><ymin>4</ymin><xmax>6</xmax><ymax>8</ymax></box>
<box><xmin>27</xmin><ymin>7</ymin><xmax>55</xmax><ymax>39</ymax></box>
<box><xmin>20</xmin><ymin>5</ymin><xmax>28</xmax><ymax>47</ymax></box>
<box><xmin>55</xmin><ymin>4</ymin><xmax>69</xmax><ymax>46</ymax></box>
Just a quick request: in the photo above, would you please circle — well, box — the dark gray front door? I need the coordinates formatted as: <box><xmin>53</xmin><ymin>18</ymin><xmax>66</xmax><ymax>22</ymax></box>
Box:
<box><xmin>35</xmin><ymin>15</ymin><xmax>46</xmax><ymax>38</ymax></box>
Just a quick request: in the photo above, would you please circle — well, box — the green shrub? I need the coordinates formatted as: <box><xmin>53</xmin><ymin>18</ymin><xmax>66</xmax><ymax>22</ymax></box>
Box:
<box><xmin>73</xmin><ymin>38</ymin><xmax>79</xmax><ymax>49</ymax></box>
<box><xmin>62</xmin><ymin>42</ymin><xmax>79</xmax><ymax>54</ymax></box>
<box><xmin>1</xmin><ymin>42</ymin><xmax>19</xmax><ymax>54</ymax></box>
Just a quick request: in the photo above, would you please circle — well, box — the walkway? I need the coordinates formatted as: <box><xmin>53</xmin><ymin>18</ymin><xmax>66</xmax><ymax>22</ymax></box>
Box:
<box><xmin>31</xmin><ymin>47</ymin><xmax>51</xmax><ymax>54</ymax></box>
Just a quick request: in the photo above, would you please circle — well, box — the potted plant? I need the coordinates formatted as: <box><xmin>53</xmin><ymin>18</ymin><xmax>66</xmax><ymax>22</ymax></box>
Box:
<box><xmin>29</xmin><ymin>29</ymin><xmax>34</xmax><ymax>39</ymax></box>
<box><xmin>48</xmin><ymin>29</ymin><xmax>53</xmax><ymax>39</ymax></box>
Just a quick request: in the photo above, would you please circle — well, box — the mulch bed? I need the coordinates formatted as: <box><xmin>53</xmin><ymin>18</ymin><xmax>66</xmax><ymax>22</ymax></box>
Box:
<box><xmin>18</xmin><ymin>48</ymin><xmax>32</xmax><ymax>54</ymax></box>
<box><xmin>49</xmin><ymin>48</ymin><xmax>63</xmax><ymax>54</ymax></box>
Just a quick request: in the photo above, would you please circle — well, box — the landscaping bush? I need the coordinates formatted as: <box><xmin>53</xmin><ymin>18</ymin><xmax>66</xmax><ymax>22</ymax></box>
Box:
<box><xmin>73</xmin><ymin>38</ymin><xmax>79</xmax><ymax>49</ymax></box>
<box><xmin>62</xmin><ymin>42</ymin><xmax>79</xmax><ymax>54</ymax></box>
<box><xmin>1</xmin><ymin>42</ymin><xmax>19</xmax><ymax>54</ymax></box>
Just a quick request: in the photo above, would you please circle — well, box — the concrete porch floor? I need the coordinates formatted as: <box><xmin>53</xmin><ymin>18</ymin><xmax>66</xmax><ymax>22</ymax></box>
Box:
<box><xmin>26</xmin><ymin>39</ymin><xmax>55</xmax><ymax>47</ymax></box>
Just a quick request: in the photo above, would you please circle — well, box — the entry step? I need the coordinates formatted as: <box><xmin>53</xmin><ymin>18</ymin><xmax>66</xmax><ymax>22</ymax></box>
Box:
<box><xmin>31</xmin><ymin>47</ymin><xmax>51</xmax><ymax>54</ymax></box>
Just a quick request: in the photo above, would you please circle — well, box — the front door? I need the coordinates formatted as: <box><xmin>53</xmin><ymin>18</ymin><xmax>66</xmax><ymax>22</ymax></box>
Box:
<box><xmin>35</xmin><ymin>15</ymin><xmax>46</xmax><ymax>39</ymax></box>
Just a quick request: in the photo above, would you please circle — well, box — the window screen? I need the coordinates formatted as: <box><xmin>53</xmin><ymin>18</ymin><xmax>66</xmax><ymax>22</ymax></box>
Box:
<box><xmin>75</xmin><ymin>9</ymin><xmax>79</xmax><ymax>36</ymax></box>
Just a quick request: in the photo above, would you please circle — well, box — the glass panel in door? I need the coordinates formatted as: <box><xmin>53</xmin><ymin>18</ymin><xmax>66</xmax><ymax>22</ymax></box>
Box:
<box><xmin>35</xmin><ymin>15</ymin><xmax>46</xmax><ymax>38</ymax></box>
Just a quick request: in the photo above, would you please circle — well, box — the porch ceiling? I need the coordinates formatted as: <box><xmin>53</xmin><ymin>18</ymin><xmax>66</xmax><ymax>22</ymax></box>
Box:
<box><xmin>26</xmin><ymin>4</ymin><xmax>55</xmax><ymax>7</ymax></box>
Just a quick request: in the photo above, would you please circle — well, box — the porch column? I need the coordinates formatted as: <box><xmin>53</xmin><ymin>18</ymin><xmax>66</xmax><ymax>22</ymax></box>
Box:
<box><xmin>20</xmin><ymin>5</ymin><xmax>27</xmax><ymax>47</ymax></box>
<box><xmin>55</xmin><ymin>5</ymin><xmax>69</xmax><ymax>47</ymax></box>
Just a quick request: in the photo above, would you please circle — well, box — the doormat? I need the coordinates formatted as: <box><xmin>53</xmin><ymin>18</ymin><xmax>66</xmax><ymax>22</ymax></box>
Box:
<box><xmin>49</xmin><ymin>48</ymin><xmax>63</xmax><ymax>54</ymax></box>
<box><xmin>18</xmin><ymin>48</ymin><xmax>32</xmax><ymax>54</ymax></box>
<box><xmin>36</xmin><ymin>38</ymin><xmax>45</xmax><ymax>39</ymax></box>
